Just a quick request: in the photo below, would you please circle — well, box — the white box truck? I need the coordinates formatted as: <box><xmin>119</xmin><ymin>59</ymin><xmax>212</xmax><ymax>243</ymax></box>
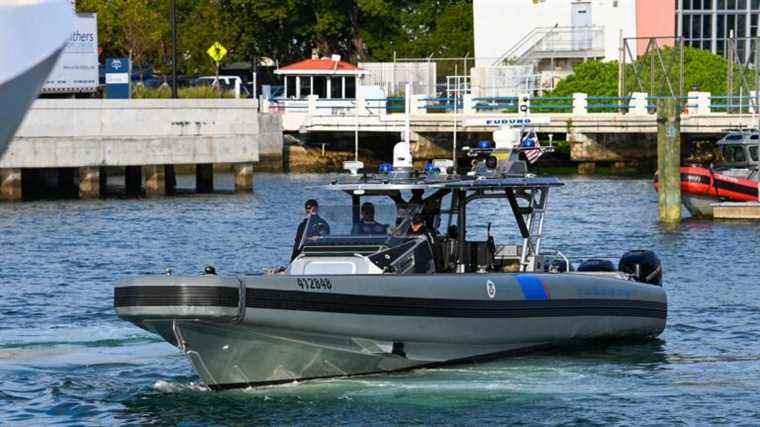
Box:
<box><xmin>41</xmin><ymin>12</ymin><xmax>99</xmax><ymax>94</ymax></box>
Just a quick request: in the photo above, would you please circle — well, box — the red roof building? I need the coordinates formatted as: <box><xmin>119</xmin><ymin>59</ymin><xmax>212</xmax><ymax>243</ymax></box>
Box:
<box><xmin>275</xmin><ymin>56</ymin><xmax>367</xmax><ymax>99</ymax></box>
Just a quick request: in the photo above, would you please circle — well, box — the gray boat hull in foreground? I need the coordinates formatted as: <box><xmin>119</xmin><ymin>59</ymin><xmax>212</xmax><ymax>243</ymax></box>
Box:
<box><xmin>116</xmin><ymin>273</ymin><xmax>667</xmax><ymax>390</ymax></box>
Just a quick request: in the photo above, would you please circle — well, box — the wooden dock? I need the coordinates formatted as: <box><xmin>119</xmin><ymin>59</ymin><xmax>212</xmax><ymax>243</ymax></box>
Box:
<box><xmin>712</xmin><ymin>202</ymin><xmax>760</xmax><ymax>220</ymax></box>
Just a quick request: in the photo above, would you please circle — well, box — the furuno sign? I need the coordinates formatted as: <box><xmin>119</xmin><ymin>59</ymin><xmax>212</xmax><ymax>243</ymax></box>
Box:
<box><xmin>463</xmin><ymin>116</ymin><xmax>552</xmax><ymax>127</ymax></box>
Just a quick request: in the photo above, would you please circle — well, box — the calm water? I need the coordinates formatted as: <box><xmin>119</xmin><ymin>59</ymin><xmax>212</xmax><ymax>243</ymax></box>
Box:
<box><xmin>1</xmin><ymin>173</ymin><xmax>759</xmax><ymax>425</ymax></box>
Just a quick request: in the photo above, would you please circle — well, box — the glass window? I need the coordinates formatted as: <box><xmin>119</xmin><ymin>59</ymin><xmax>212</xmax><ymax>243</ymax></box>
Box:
<box><xmin>693</xmin><ymin>14</ymin><xmax>702</xmax><ymax>38</ymax></box>
<box><xmin>739</xmin><ymin>0</ymin><xmax>747</xmax><ymax>8</ymax></box>
<box><xmin>694</xmin><ymin>0</ymin><xmax>702</xmax><ymax>7</ymax></box>
<box><xmin>683</xmin><ymin>0</ymin><xmax>690</xmax><ymax>9</ymax></box>
<box><xmin>753</xmin><ymin>0</ymin><xmax>760</xmax><ymax>9</ymax></box>
<box><xmin>345</xmin><ymin>76</ymin><xmax>356</xmax><ymax>99</ymax></box>
<box><xmin>718</xmin><ymin>0</ymin><xmax>726</xmax><ymax>8</ymax></box>
<box><xmin>749</xmin><ymin>146</ymin><xmax>759</xmax><ymax>161</ymax></box>
<box><xmin>705</xmin><ymin>0</ymin><xmax>713</xmax><ymax>8</ymax></box>
<box><xmin>704</xmin><ymin>14</ymin><xmax>713</xmax><ymax>37</ymax></box>
<box><xmin>314</xmin><ymin>76</ymin><xmax>327</xmax><ymax>98</ymax></box>
<box><xmin>718</xmin><ymin>14</ymin><xmax>726</xmax><ymax>37</ymax></box>
<box><xmin>738</xmin><ymin>14</ymin><xmax>747</xmax><ymax>36</ymax></box>
<box><xmin>728</xmin><ymin>13</ymin><xmax>736</xmax><ymax>35</ymax></box>
<box><xmin>717</xmin><ymin>39</ymin><xmax>725</xmax><ymax>55</ymax></box>
<box><xmin>300</xmin><ymin>76</ymin><xmax>311</xmax><ymax>98</ymax></box>
<box><xmin>330</xmin><ymin>77</ymin><xmax>342</xmax><ymax>98</ymax></box>
<box><xmin>286</xmin><ymin>76</ymin><xmax>297</xmax><ymax>97</ymax></box>
<box><xmin>727</xmin><ymin>0</ymin><xmax>736</xmax><ymax>9</ymax></box>
<box><xmin>752</xmin><ymin>14</ymin><xmax>758</xmax><ymax>35</ymax></box>
<box><xmin>684</xmin><ymin>14</ymin><xmax>692</xmax><ymax>36</ymax></box>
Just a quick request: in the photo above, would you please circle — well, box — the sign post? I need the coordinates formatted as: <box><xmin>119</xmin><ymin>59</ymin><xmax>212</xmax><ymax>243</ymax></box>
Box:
<box><xmin>206</xmin><ymin>42</ymin><xmax>228</xmax><ymax>96</ymax></box>
<box><xmin>105</xmin><ymin>57</ymin><xmax>131</xmax><ymax>99</ymax></box>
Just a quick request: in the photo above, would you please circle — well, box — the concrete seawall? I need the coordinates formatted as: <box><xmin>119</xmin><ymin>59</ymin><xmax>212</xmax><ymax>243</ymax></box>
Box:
<box><xmin>2</xmin><ymin>99</ymin><xmax>282</xmax><ymax>168</ymax></box>
<box><xmin>0</xmin><ymin>99</ymin><xmax>283</xmax><ymax>201</ymax></box>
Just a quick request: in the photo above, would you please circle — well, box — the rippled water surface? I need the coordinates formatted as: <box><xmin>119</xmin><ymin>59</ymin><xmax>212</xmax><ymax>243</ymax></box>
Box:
<box><xmin>1</xmin><ymin>173</ymin><xmax>759</xmax><ymax>425</ymax></box>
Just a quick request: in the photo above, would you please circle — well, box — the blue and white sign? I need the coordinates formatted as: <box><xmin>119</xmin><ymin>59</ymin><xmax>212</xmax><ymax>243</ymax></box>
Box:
<box><xmin>105</xmin><ymin>57</ymin><xmax>131</xmax><ymax>99</ymax></box>
<box><xmin>463</xmin><ymin>116</ymin><xmax>552</xmax><ymax>127</ymax></box>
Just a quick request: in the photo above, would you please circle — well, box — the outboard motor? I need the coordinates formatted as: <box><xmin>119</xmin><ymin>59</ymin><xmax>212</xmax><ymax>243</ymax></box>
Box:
<box><xmin>577</xmin><ymin>259</ymin><xmax>616</xmax><ymax>272</ymax></box>
<box><xmin>618</xmin><ymin>250</ymin><xmax>662</xmax><ymax>286</ymax></box>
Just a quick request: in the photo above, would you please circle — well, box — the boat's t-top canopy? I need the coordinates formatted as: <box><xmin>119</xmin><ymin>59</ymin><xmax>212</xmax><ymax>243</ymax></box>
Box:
<box><xmin>291</xmin><ymin>139</ymin><xmax>565</xmax><ymax>273</ymax></box>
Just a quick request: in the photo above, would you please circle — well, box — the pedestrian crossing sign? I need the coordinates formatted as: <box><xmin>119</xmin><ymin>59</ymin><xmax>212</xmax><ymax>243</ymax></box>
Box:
<box><xmin>206</xmin><ymin>42</ymin><xmax>227</xmax><ymax>63</ymax></box>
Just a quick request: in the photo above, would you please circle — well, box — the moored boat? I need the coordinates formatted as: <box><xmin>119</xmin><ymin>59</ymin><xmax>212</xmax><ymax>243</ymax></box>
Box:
<box><xmin>654</xmin><ymin>129</ymin><xmax>760</xmax><ymax>218</ymax></box>
<box><xmin>115</xmin><ymin>139</ymin><xmax>667</xmax><ymax>390</ymax></box>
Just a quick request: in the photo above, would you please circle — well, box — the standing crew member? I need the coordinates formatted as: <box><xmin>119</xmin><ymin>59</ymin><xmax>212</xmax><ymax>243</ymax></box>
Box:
<box><xmin>291</xmin><ymin>199</ymin><xmax>330</xmax><ymax>260</ymax></box>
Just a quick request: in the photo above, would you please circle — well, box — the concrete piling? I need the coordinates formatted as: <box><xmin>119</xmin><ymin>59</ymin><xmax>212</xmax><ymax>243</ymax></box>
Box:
<box><xmin>233</xmin><ymin>163</ymin><xmax>254</xmax><ymax>192</ymax></box>
<box><xmin>0</xmin><ymin>169</ymin><xmax>22</xmax><ymax>201</ymax></box>
<box><xmin>196</xmin><ymin>163</ymin><xmax>214</xmax><ymax>193</ymax></box>
<box><xmin>78</xmin><ymin>166</ymin><xmax>100</xmax><ymax>199</ymax></box>
<box><xmin>657</xmin><ymin>98</ymin><xmax>682</xmax><ymax>224</ymax></box>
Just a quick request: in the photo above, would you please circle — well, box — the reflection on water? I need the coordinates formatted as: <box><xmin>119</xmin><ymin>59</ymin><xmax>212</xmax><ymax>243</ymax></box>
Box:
<box><xmin>1</xmin><ymin>173</ymin><xmax>759</xmax><ymax>425</ymax></box>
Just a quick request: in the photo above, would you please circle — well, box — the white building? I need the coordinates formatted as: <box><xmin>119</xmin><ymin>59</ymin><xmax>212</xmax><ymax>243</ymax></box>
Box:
<box><xmin>474</xmin><ymin>0</ymin><xmax>639</xmax><ymax>67</ymax></box>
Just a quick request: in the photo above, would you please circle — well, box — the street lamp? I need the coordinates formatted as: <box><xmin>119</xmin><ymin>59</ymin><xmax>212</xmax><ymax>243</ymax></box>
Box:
<box><xmin>171</xmin><ymin>0</ymin><xmax>177</xmax><ymax>98</ymax></box>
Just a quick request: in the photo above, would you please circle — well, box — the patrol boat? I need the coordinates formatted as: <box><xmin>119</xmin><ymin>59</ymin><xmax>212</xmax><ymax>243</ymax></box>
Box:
<box><xmin>115</xmin><ymin>140</ymin><xmax>667</xmax><ymax>390</ymax></box>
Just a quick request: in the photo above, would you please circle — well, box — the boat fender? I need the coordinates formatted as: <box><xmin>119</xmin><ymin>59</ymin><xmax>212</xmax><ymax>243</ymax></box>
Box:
<box><xmin>618</xmin><ymin>250</ymin><xmax>662</xmax><ymax>286</ymax></box>
<box><xmin>577</xmin><ymin>259</ymin><xmax>616</xmax><ymax>272</ymax></box>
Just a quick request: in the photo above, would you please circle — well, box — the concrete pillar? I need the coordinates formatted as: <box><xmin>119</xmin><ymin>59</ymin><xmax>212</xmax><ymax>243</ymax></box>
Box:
<box><xmin>307</xmin><ymin>94</ymin><xmax>318</xmax><ymax>115</ymax></box>
<box><xmin>165</xmin><ymin>165</ymin><xmax>177</xmax><ymax>195</ymax></box>
<box><xmin>233</xmin><ymin>163</ymin><xmax>254</xmax><ymax>192</ymax></box>
<box><xmin>355</xmin><ymin>87</ymin><xmax>369</xmax><ymax>115</ymax></box>
<box><xmin>143</xmin><ymin>165</ymin><xmax>165</xmax><ymax>197</ymax></box>
<box><xmin>688</xmin><ymin>91</ymin><xmax>711</xmax><ymax>115</ymax></box>
<box><xmin>518</xmin><ymin>93</ymin><xmax>530</xmax><ymax>115</ymax></box>
<box><xmin>125</xmin><ymin>166</ymin><xmax>142</xmax><ymax>196</ymax></box>
<box><xmin>572</xmin><ymin>93</ymin><xmax>588</xmax><ymax>115</ymax></box>
<box><xmin>413</xmin><ymin>94</ymin><xmax>428</xmax><ymax>114</ymax></box>
<box><xmin>628</xmin><ymin>92</ymin><xmax>649</xmax><ymax>115</ymax></box>
<box><xmin>0</xmin><ymin>169</ymin><xmax>22</xmax><ymax>201</ymax></box>
<box><xmin>463</xmin><ymin>93</ymin><xmax>476</xmax><ymax>115</ymax></box>
<box><xmin>577</xmin><ymin>162</ymin><xmax>596</xmax><ymax>175</ymax></box>
<box><xmin>196</xmin><ymin>163</ymin><xmax>214</xmax><ymax>193</ymax></box>
<box><xmin>78</xmin><ymin>166</ymin><xmax>100</xmax><ymax>199</ymax></box>
<box><xmin>657</xmin><ymin>98</ymin><xmax>681</xmax><ymax>224</ymax></box>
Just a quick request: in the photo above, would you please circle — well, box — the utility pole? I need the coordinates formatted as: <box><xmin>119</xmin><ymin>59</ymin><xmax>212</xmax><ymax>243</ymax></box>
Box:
<box><xmin>171</xmin><ymin>0</ymin><xmax>177</xmax><ymax>98</ymax></box>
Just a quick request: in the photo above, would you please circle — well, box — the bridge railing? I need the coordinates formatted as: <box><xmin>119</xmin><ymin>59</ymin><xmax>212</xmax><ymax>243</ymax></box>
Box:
<box><xmin>262</xmin><ymin>90</ymin><xmax>760</xmax><ymax>117</ymax></box>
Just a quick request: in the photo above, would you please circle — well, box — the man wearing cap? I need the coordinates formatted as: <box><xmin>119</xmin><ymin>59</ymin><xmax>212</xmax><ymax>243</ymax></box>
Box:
<box><xmin>352</xmin><ymin>202</ymin><xmax>388</xmax><ymax>235</ymax></box>
<box><xmin>291</xmin><ymin>199</ymin><xmax>331</xmax><ymax>261</ymax></box>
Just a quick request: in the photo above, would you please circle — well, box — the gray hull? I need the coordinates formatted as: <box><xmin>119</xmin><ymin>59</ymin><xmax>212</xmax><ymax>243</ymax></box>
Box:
<box><xmin>683</xmin><ymin>193</ymin><xmax>716</xmax><ymax>218</ymax></box>
<box><xmin>116</xmin><ymin>273</ymin><xmax>667</xmax><ymax>389</ymax></box>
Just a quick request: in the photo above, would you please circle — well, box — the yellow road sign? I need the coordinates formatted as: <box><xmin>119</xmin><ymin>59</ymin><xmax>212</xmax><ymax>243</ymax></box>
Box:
<box><xmin>206</xmin><ymin>42</ymin><xmax>228</xmax><ymax>63</ymax></box>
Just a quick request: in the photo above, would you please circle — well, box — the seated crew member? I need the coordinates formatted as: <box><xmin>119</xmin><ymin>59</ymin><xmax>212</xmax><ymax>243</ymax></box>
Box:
<box><xmin>352</xmin><ymin>202</ymin><xmax>388</xmax><ymax>235</ymax></box>
<box><xmin>409</xmin><ymin>214</ymin><xmax>435</xmax><ymax>240</ymax></box>
<box><xmin>291</xmin><ymin>199</ymin><xmax>330</xmax><ymax>261</ymax></box>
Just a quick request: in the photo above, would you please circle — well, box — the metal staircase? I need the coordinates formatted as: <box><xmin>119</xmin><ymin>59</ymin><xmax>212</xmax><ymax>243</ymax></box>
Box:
<box><xmin>492</xmin><ymin>26</ymin><xmax>605</xmax><ymax>66</ymax></box>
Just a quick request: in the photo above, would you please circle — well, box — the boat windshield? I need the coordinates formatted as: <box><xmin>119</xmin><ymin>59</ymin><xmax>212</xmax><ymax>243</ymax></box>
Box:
<box><xmin>722</xmin><ymin>145</ymin><xmax>747</xmax><ymax>163</ymax></box>
<box><xmin>750</xmin><ymin>146</ymin><xmax>759</xmax><ymax>162</ymax></box>
<box><xmin>307</xmin><ymin>197</ymin><xmax>433</xmax><ymax>238</ymax></box>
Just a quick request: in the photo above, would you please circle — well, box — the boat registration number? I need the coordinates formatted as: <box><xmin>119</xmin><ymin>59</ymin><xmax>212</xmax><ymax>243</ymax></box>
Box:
<box><xmin>297</xmin><ymin>278</ymin><xmax>332</xmax><ymax>290</ymax></box>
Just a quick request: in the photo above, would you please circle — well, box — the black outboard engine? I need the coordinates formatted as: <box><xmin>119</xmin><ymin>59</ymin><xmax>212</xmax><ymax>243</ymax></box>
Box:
<box><xmin>618</xmin><ymin>250</ymin><xmax>662</xmax><ymax>286</ymax></box>
<box><xmin>577</xmin><ymin>259</ymin><xmax>616</xmax><ymax>272</ymax></box>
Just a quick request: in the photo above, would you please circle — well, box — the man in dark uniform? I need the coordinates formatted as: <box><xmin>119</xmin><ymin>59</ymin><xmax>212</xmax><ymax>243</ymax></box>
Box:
<box><xmin>352</xmin><ymin>202</ymin><xmax>388</xmax><ymax>235</ymax></box>
<box><xmin>291</xmin><ymin>199</ymin><xmax>330</xmax><ymax>261</ymax></box>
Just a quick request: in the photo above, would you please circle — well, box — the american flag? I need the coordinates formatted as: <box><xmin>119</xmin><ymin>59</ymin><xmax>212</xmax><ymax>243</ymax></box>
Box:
<box><xmin>521</xmin><ymin>136</ymin><xmax>543</xmax><ymax>163</ymax></box>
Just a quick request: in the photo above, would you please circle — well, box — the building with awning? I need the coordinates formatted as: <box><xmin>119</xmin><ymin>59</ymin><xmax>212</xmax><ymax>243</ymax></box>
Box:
<box><xmin>274</xmin><ymin>56</ymin><xmax>367</xmax><ymax>99</ymax></box>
